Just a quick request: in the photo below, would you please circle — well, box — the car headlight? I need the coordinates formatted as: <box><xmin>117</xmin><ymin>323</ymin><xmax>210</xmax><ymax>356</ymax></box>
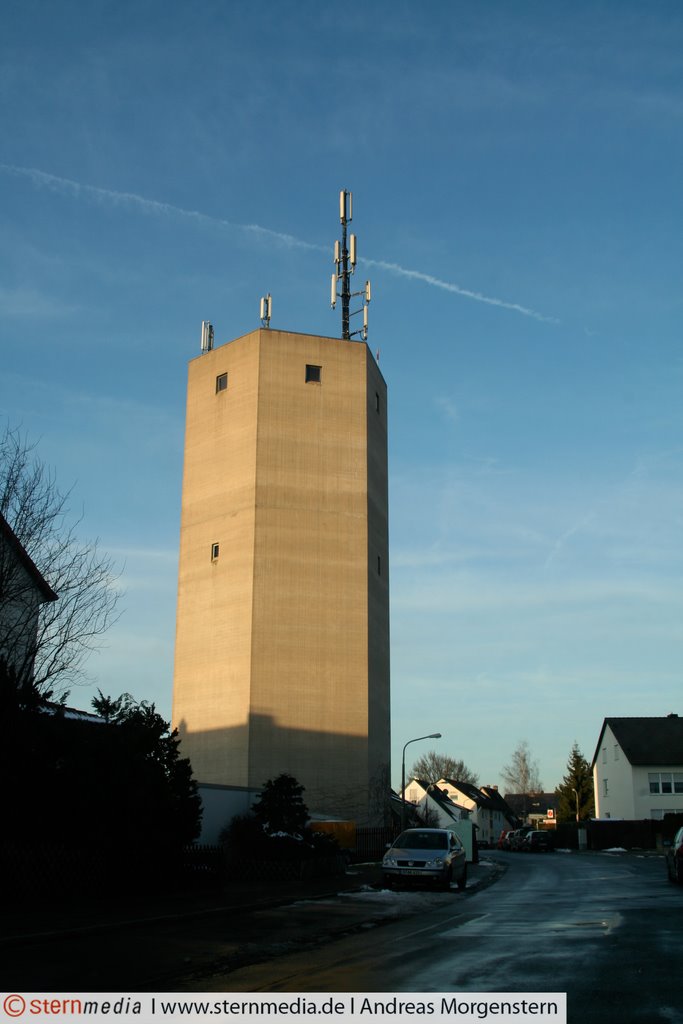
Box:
<box><xmin>425</xmin><ymin>857</ymin><xmax>444</xmax><ymax>868</ymax></box>
<box><xmin>384</xmin><ymin>856</ymin><xmax>397</xmax><ymax>867</ymax></box>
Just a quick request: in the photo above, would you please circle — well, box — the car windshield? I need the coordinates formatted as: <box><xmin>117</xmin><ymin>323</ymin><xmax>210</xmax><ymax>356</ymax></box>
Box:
<box><xmin>394</xmin><ymin>830</ymin><xmax>448</xmax><ymax>850</ymax></box>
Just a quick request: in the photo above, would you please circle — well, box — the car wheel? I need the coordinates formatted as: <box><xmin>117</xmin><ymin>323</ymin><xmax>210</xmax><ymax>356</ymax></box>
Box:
<box><xmin>456</xmin><ymin>865</ymin><xmax>468</xmax><ymax>891</ymax></box>
<box><xmin>441</xmin><ymin>867</ymin><xmax>453</xmax><ymax>892</ymax></box>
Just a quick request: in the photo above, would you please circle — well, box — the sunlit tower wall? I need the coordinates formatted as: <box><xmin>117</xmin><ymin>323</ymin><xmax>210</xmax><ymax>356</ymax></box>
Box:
<box><xmin>172</xmin><ymin>326</ymin><xmax>390</xmax><ymax>826</ymax></box>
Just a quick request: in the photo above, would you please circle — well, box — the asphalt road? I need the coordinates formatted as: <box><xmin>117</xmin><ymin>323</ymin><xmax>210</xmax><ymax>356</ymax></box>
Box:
<box><xmin>189</xmin><ymin>851</ymin><xmax>683</xmax><ymax>1024</ymax></box>
<box><xmin>3</xmin><ymin>849</ymin><xmax>682</xmax><ymax>1024</ymax></box>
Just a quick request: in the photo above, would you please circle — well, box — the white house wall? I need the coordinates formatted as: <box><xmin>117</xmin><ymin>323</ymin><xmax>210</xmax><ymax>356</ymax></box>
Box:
<box><xmin>631</xmin><ymin>767</ymin><xmax>683</xmax><ymax>820</ymax></box>
<box><xmin>437</xmin><ymin>780</ymin><xmax>506</xmax><ymax>845</ymax></box>
<box><xmin>0</xmin><ymin>551</ymin><xmax>42</xmax><ymax>680</ymax></box>
<box><xmin>593</xmin><ymin>723</ymin><xmax>636</xmax><ymax>818</ymax></box>
<box><xmin>594</xmin><ymin>722</ymin><xmax>683</xmax><ymax>819</ymax></box>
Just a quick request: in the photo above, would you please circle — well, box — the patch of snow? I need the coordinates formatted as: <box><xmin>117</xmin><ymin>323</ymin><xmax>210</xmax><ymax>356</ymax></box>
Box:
<box><xmin>602</xmin><ymin>847</ymin><xmax>627</xmax><ymax>854</ymax></box>
<box><xmin>341</xmin><ymin>888</ymin><xmax>408</xmax><ymax>901</ymax></box>
<box><xmin>555</xmin><ymin>848</ymin><xmax>573</xmax><ymax>854</ymax></box>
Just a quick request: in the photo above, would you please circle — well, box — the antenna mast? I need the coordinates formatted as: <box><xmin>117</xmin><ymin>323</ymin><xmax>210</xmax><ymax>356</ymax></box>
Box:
<box><xmin>259</xmin><ymin>293</ymin><xmax>272</xmax><ymax>328</ymax></box>
<box><xmin>330</xmin><ymin>190</ymin><xmax>371</xmax><ymax>342</ymax></box>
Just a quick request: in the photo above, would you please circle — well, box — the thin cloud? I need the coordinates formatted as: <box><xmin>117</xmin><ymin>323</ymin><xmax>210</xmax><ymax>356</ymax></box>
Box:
<box><xmin>0</xmin><ymin>285</ymin><xmax>79</xmax><ymax>317</ymax></box>
<box><xmin>1</xmin><ymin>163</ymin><xmax>558</xmax><ymax>323</ymax></box>
<box><xmin>434</xmin><ymin>395</ymin><xmax>459</xmax><ymax>423</ymax></box>
<box><xmin>543</xmin><ymin>512</ymin><xmax>597</xmax><ymax>569</ymax></box>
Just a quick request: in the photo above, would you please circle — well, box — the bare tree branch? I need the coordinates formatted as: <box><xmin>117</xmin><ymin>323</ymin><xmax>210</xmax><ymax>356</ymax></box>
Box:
<box><xmin>0</xmin><ymin>424</ymin><xmax>121</xmax><ymax>699</ymax></box>
<box><xmin>501</xmin><ymin>740</ymin><xmax>543</xmax><ymax>818</ymax></box>
<box><xmin>409</xmin><ymin>749</ymin><xmax>479</xmax><ymax>786</ymax></box>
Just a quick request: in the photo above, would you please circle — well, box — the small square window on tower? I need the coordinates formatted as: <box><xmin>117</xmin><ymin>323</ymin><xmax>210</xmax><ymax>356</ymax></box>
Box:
<box><xmin>211</xmin><ymin>542</ymin><xmax>220</xmax><ymax>561</ymax></box>
<box><xmin>305</xmin><ymin>364</ymin><xmax>322</xmax><ymax>384</ymax></box>
<box><xmin>216</xmin><ymin>372</ymin><xmax>228</xmax><ymax>393</ymax></box>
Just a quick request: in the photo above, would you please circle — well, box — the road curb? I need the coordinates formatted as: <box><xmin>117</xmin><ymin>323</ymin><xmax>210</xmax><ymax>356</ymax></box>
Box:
<box><xmin>1</xmin><ymin>859</ymin><xmax>503</xmax><ymax>948</ymax></box>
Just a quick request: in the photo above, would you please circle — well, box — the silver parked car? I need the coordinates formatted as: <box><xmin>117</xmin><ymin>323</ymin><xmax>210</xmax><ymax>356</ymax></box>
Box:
<box><xmin>382</xmin><ymin>828</ymin><xmax>467</xmax><ymax>891</ymax></box>
<box><xmin>665</xmin><ymin>826</ymin><xmax>683</xmax><ymax>883</ymax></box>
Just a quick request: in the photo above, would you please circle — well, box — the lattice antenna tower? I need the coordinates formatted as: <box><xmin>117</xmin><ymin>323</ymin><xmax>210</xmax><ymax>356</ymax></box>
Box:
<box><xmin>330</xmin><ymin>190</ymin><xmax>371</xmax><ymax>341</ymax></box>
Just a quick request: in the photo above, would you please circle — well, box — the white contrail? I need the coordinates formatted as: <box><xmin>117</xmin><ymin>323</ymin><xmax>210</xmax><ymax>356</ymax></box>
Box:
<box><xmin>362</xmin><ymin>258</ymin><xmax>559</xmax><ymax>324</ymax></box>
<box><xmin>1</xmin><ymin>163</ymin><xmax>557</xmax><ymax>323</ymax></box>
<box><xmin>0</xmin><ymin>164</ymin><xmax>325</xmax><ymax>254</ymax></box>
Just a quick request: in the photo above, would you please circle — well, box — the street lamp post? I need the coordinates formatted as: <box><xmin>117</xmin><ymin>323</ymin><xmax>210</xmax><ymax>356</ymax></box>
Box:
<box><xmin>401</xmin><ymin>732</ymin><xmax>442</xmax><ymax>831</ymax></box>
<box><xmin>571</xmin><ymin>787</ymin><xmax>580</xmax><ymax>823</ymax></box>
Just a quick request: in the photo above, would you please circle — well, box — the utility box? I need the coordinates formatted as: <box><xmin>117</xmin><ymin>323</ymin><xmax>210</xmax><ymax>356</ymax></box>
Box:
<box><xmin>311</xmin><ymin>819</ymin><xmax>356</xmax><ymax>853</ymax></box>
<box><xmin>448</xmin><ymin>820</ymin><xmax>476</xmax><ymax>862</ymax></box>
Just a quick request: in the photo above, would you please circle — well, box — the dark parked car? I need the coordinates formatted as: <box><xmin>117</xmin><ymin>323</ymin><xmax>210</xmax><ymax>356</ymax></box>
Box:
<box><xmin>522</xmin><ymin>829</ymin><xmax>554</xmax><ymax>852</ymax></box>
<box><xmin>509</xmin><ymin>827</ymin><xmax>534</xmax><ymax>851</ymax></box>
<box><xmin>666</xmin><ymin>826</ymin><xmax>683</xmax><ymax>883</ymax></box>
<box><xmin>382</xmin><ymin>828</ymin><xmax>467</xmax><ymax>891</ymax></box>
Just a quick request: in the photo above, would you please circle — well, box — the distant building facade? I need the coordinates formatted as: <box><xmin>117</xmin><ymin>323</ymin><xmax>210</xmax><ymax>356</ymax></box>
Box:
<box><xmin>592</xmin><ymin>715</ymin><xmax>683</xmax><ymax>820</ymax></box>
<box><xmin>503</xmin><ymin>792</ymin><xmax>558</xmax><ymax>828</ymax></box>
<box><xmin>439</xmin><ymin>779</ymin><xmax>518</xmax><ymax>843</ymax></box>
<box><xmin>172</xmin><ymin>328</ymin><xmax>390</xmax><ymax>828</ymax></box>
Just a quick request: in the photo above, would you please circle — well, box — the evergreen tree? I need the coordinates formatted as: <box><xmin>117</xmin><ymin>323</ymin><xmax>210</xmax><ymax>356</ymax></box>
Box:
<box><xmin>555</xmin><ymin>742</ymin><xmax>595</xmax><ymax>822</ymax></box>
<box><xmin>252</xmin><ymin>772</ymin><xmax>309</xmax><ymax>834</ymax></box>
<box><xmin>91</xmin><ymin>690</ymin><xmax>202</xmax><ymax>847</ymax></box>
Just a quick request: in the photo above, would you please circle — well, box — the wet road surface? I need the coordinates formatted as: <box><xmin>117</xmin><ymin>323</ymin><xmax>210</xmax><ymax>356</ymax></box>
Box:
<box><xmin>189</xmin><ymin>851</ymin><xmax>682</xmax><ymax>1024</ymax></box>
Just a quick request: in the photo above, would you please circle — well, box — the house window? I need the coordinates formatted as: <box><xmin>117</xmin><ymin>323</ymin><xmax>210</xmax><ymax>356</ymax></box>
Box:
<box><xmin>651</xmin><ymin>808</ymin><xmax>683</xmax><ymax>820</ymax></box>
<box><xmin>650</xmin><ymin>772</ymin><xmax>676</xmax><ymax>794</ymax></box>
<box><xmin>305</xmin><ymin>364</ymin><xmax>321</xmax><ymax>384</ymax></box>
<box><xmin>377</xmin><ymin>555</ymin><xmax>381</xmax><ymax>576</ymax></box>
<box><xmin>602</xmin><ymin>779</ymin><xmax>608</xmax><ymax>796</ymax></box>
<box><xmin>216</xmin><ymin>373</ymin><xmax>228</xmax><ymax>393</ymax></box>
<box><xmin>375</xmin><ymin>391</ymin><xmax>380</xmax><ymax>413</ymax></box>
<box><xmin>614</xmin><ymin>745</ymin><xmax>619</xmax><ymax>760</ymax></box>
<box><xmin>602</xmin><ymin>747</ymin><xmax>607</xmax><ymax>764</ymax></box>
<box><xmin>211</xmin><ymin>543</ymin><xmax>220</xmax><ymax>561</ymax></box>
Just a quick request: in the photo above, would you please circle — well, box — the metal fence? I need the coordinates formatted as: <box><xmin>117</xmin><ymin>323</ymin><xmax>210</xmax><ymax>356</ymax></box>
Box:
<box><xmin>354</xmin><ymin>826</ymin><xmax>394</xmax><ymax>861</ymax></box>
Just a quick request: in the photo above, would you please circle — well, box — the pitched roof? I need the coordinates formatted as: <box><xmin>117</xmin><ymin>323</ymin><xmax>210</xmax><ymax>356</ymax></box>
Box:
<box><xmin>505</xmin><ymin>793</ymin><xmax>559</xmax><ymax>817</ymax></box>
<box><xmin>441</xmin><ymin>778</ymin><xmax>496</xmax><ymax>809</ymax></box>
<box><xmin>0</xmin><ymin>512</ymin><xmax>58</xmax><ymax>603</ymax></box>
<box><xmin>40</xmin><ymin>701</ymin><xmax>104</xmax><ymax>724</ymax></box>
<box><xmin>425</xmin><ymin>784</ymin><xmax>462</xmax><ymax>819</ymax></box>
<box><xmin>592</xmin><ymin>716</ymin><xmax>683</xmax><ymax>768</ymax></box>
<box><xmin>479</xmin><ymin>786</ymin><xmax>519</xmax><ymax>824</ymax></box>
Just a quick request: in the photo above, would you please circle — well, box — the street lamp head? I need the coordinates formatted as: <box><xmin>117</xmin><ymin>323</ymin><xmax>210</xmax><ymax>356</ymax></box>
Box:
<box><xmin>430</xmin><ymin>733</ymin><xmax>442</xmax><ymax>739</ymax></box>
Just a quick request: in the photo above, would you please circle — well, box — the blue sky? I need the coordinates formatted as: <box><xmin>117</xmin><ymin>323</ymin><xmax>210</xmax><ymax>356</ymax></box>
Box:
<box><xmin>2</xmin><ymin>0</ymin><xmax>682</xmax><ymax>794</ymax></box>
